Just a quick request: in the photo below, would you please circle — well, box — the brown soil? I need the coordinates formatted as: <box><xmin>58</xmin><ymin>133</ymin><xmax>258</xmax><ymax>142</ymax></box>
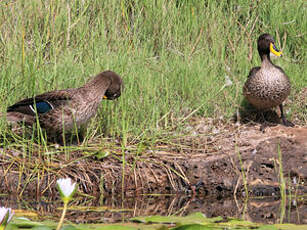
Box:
<box><xmin>0</xmin><ymin>121</ymin><xmax>306</xmax><ymax>199</ymax></box>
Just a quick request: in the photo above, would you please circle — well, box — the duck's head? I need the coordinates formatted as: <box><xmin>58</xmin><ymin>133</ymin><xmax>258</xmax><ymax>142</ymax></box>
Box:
<box><xmin>257</xmin><ymin>33</ymin><xmax>282</xmax><ymax>58</ymax></box>
<box><xmin>102</xmin><ymin>70</ymin><xmax>123</xmax><ymax>100</ymax></box>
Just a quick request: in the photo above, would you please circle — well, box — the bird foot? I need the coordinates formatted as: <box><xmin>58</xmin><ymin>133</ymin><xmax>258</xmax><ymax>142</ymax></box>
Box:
<box><xmin>282</xmin><ymin>118</ymin><xmax>295</xmax><ymax>127</ymax></box>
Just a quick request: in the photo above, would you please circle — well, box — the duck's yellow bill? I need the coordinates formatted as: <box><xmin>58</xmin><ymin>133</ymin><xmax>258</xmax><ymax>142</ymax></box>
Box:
<box><xmin>270</xmin><ymin>43</ymin><xmax>282</xmax><ymax>57</ymax></box>
<box><xmin>103</xmin><ymin>96</ymin><xmax>108</xmax><ymax>99</ymax></box>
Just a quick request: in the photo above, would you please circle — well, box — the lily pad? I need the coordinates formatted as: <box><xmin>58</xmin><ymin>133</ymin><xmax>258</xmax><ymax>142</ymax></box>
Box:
<box><xmin>31</xmin><ymin>227</ymin><xmax>54</xmax><ymax>230</ymax></box>
<box><xmin>131</xmin><ymin>212</ymin><xmax>222</xmax><ymax>225</ymax></box>
<box><xmin>257</xmin><ymin>225</ymin><xmax>279</xmax><ymax>230</ymax></box>
<box><xmin>220</xmin><ymin>218</ymin><xmax>260</xmax><ymax>228</ymax></box>
<box><xmin>10</xmin><ymin>217</ymin><xmax>44</xmax><ymax>228</ymax></box>
<box><xmin>95</xmin><ymin>225</ymin><xmax>138</xmax><ymax>230</ymax></box>
<box><xmin>273</xmin><ymin>224</ymin><xmax>307</xmax><ymax>230</ymax></box>
<box><xmin>171</xmin><ymin>224</ymin><xmax>218</xmax><ymax>230</ymax></box>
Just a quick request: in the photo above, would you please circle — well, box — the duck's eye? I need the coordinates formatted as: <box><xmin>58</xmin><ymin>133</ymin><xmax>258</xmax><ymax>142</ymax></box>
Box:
<box><xmin>30</xmin><ymin>101</ymin><xmax>53</xmax><ymax>114</ymax></box>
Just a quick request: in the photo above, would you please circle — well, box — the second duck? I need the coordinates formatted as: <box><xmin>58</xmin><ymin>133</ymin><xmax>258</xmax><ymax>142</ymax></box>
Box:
<box><xmin>243</xmin><ymin>33</ymin><xmax>294</xmax><ymax>127</ymax></box>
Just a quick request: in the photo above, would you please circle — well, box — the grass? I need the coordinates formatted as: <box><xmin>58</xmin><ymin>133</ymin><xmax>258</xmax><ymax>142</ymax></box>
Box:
<box><xmin>0</xmin><ymin>0</ymin><xmax>306</xmax><ymax>210</ymax></box>
<box><xmin>0</xmin><ymin>0</ymin><xmax>305</xmax><ymax>145</ymax></box>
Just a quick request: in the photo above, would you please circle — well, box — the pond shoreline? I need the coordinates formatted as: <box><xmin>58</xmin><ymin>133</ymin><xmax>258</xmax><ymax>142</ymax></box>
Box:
<box><xmin>1</xmin><ymin>122</ymin><xmax>306</xmax><ymax>199</ymax></box>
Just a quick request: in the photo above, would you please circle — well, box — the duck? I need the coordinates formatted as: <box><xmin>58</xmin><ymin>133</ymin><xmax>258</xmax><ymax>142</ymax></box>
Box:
<box><xmin>243</xmin><ymin>33</ymin><xmax>294</xmax><ymax>127</ymax></box>
<box><xmin>4</xmin><ymin>70</ymin><xmax>123</xmax><ymax>138</ymax></box>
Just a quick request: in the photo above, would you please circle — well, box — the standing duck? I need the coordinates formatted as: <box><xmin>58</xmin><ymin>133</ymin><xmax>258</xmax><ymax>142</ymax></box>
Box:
<box><xmin>5</xmin><ymin>70</ymin><xmax>123</xmax><ymax>138</ymax></box>
<box><xmin>243</xmin><ymin>33</ymin><xmax>294</xmax><ymax>127</ymax></box>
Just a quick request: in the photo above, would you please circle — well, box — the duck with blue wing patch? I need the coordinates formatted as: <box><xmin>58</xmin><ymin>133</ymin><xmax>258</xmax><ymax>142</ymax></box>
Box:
<box><xmin>5</xmin><ymin>70</ymin><xmax>123</xmax><ymax>142</ymax></box>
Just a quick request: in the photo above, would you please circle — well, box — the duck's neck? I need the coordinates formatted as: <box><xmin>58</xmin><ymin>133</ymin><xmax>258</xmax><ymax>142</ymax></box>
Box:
<box><xmin>260</xmin><ymin>53</ymin><xmax>273</xmax><ymax>67</ymax></box>
<box><xmin>81</xmin><ymin>75</ymin><xmax>111</xmax><ymax>100</ymax></box>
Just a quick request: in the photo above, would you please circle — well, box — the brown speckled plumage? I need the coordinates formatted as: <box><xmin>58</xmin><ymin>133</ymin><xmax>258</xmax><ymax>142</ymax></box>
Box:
<box><xmin>243</xmin><ymin>34</ymin><xmax>294</xmax><ymax>126</ymax></box>
<box><xmin>5</xmin><ymin>70</ymin><xmax>123</xmax><ymax>136</ymax></box>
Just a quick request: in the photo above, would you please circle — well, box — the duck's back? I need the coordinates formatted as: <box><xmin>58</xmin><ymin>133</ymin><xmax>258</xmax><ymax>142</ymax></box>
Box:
<box><xmin>243</xmin><ymin>63</ymin><xmax>291</xmax><ymax>110</ymax></box>
<box><xmin>37</xmin><ymin>89</ymin><xmax>101</xmax><ymax>134</ymax></box>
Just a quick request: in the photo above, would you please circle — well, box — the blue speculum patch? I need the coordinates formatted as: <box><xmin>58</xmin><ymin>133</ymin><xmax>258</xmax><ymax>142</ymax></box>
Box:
<box><xmin>31</xmin><ymin>101</ymin><xmax>53</xmax><ymax>114</ymax></box>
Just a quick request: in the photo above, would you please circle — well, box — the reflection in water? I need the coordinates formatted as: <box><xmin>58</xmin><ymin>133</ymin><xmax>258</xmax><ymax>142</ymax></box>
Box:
<box><xmin>0</xmin><ymin>195</ymin><xmax>306</xmax><ymax>224</ymax></box>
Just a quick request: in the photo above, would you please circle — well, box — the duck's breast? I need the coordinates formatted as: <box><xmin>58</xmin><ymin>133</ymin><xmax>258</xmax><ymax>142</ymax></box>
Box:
<box><xmin>244</xmin><ymin>67</ymin><xmax>291</xmax><ymax>109</ymax></box>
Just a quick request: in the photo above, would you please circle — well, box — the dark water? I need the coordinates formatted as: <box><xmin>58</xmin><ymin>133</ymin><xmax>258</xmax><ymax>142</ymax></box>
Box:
<box><xmin>1</xmin><ymin>194</ymin><xmax>306</xmax><ymax>224</ymax></box>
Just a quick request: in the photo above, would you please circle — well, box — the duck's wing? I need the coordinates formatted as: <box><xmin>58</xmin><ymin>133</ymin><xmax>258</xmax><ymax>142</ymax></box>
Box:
<box><xmin>4</xmin><ymin>111</ymin><xmax>36</xmax><ymax>125</ymax></box>
<box><xmin>243</xmin><ymin>67</ymin><xmax>261</xmax><ymax>96</ymax></box>
<box><xmin>7</xmin><ymin>90</ymin><xmax>73</xmax><ymax>116</ymax></box>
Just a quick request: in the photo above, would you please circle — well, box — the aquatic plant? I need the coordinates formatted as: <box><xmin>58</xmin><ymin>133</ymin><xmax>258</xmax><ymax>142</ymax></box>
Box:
<box><xmin>57</xmin><ymin>178</ymin><xmax>77</xmax><ymax>202</ymax></box>
<box><xmin>0</xmin><ymin>207</ymin><xmax>14</xmax><ymax>230</ymax></box>
<box><xmin>56</xmin><ymin>178</ymin><xmax>77</xmax><ymax>230</ymax></box>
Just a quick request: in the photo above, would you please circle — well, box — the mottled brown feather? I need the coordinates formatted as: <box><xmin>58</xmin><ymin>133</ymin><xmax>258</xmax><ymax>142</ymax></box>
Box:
<box><xmin>5</xmin><ymin>70</ymin><xmax>123</xmax><ymax>136</ymax></box>
<box><xmin>243</xmin><ymin>34</ymin><xmax>291</xmax><ymax>110</ymax></box>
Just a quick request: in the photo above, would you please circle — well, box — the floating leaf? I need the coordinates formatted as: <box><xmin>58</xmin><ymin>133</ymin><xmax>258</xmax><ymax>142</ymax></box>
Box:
<box><xmin>95</xmin><ymin>225</ymin><xmax>138</xmax><ymax>230</ymax></box>
<box><xmin>221</xmin><ymin>218</ymin><xmax>259</xmax><ymax>228</ymax></box>
<box><xmin>31</xmin><ymin>226</ymin><xmax>54</xmax><ymax>230</ymax></box>
<box><xmin>257</xmin><ymin>225</ymin><xmax>278</xmax><ymax>230</ymax></box>
<box><xmin>171</xmin><ymin>224</ymin><xmax>217</xmax><ymax>230</ymax></box>
<box><xmin>10</xmin><ymin>217</ymin><xmax>43</xmax><ymax>228</ymax></box>
<box><xmin>131</xmin><ymin>212</ymin><xmax>222</xmax><ymax>225</ymax></box>
<box><xmin>61</xmin><ymin>225</ymin><xmax>80</xmax><ymax>230</ymax></box>
<box><xmin>273</xmin><ymin>224</ymin><xmax>307</xmax><ymax>230</ymax></box>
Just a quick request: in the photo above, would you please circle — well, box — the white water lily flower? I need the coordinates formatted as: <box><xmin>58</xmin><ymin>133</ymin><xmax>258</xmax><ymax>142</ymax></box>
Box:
<box><xmin>56</xmin><ymin>178</ymin><xmax>77</xmax><ymax>203</ymax></box>
<box><xmin>0</xmin><ymin>207</ymin><xmax>14</xmax><ymax>229</ymax></box>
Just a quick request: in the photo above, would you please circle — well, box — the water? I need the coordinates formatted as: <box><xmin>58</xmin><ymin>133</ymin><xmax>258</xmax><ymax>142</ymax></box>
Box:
<box><xmin>1</xmin><ymin>194</ymin><xmax>306</xmax><ymax>224</ymax></box>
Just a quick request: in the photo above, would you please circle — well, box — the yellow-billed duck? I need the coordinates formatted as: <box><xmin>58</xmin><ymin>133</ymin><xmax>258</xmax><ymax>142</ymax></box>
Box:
<box><xmin>243</xmin><ymin>33</ymin><xmax>294</xmax><ymax>127</ymax></box>
<box><xmin>5</xmin><ymin>70</ymin><xmax>123</xmax><ymax>136</ymax></box>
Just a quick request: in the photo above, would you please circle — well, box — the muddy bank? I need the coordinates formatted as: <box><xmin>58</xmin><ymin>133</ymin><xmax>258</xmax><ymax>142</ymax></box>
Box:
<box><xmin>0</xmin><ymin>123</ymin><xmax>306</xmax><ymax>198</ymax></box>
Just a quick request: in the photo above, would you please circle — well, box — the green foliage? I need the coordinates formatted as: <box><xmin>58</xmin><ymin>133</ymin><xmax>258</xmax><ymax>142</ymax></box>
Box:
<box><xmin>94</xmin><ymin>226</ymin><xmax>138</xmax><ymax>230</ymax></box>
<box><xmin>171</xmin><ymin>224</ymin><xmax>214</xmax><ymax>230</ymax></box>
<box><xmin>131</xmin><ymin>212</ymin><xmax>222</xmax><ymax>224</ymax></box>
<box><xmin>0</xmin><ymin>0</ymin><xmax>305</xmax><ymax>142</ymax></box>
<box><xmin>8</xmin><ymin>217</ymin><xmax>47</xmax><ymax>229</ymax></box>
<box><xmin>7</xmin><ymin>212</ymin><xmax>307</xmax><ymax>230</ymax></box>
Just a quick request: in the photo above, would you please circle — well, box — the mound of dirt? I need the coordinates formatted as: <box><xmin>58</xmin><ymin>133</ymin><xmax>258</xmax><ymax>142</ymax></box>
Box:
<box><xmin>0</xmin><ymin>122</ymin><xmax>306</xmax><ymax>198</ymax></box>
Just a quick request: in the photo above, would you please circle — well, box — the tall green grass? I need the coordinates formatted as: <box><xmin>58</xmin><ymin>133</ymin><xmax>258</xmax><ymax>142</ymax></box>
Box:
<box><xmin>0</xmin><ymin>0</ymin><xmax>306</xmax><ymax>142</ymax></box>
